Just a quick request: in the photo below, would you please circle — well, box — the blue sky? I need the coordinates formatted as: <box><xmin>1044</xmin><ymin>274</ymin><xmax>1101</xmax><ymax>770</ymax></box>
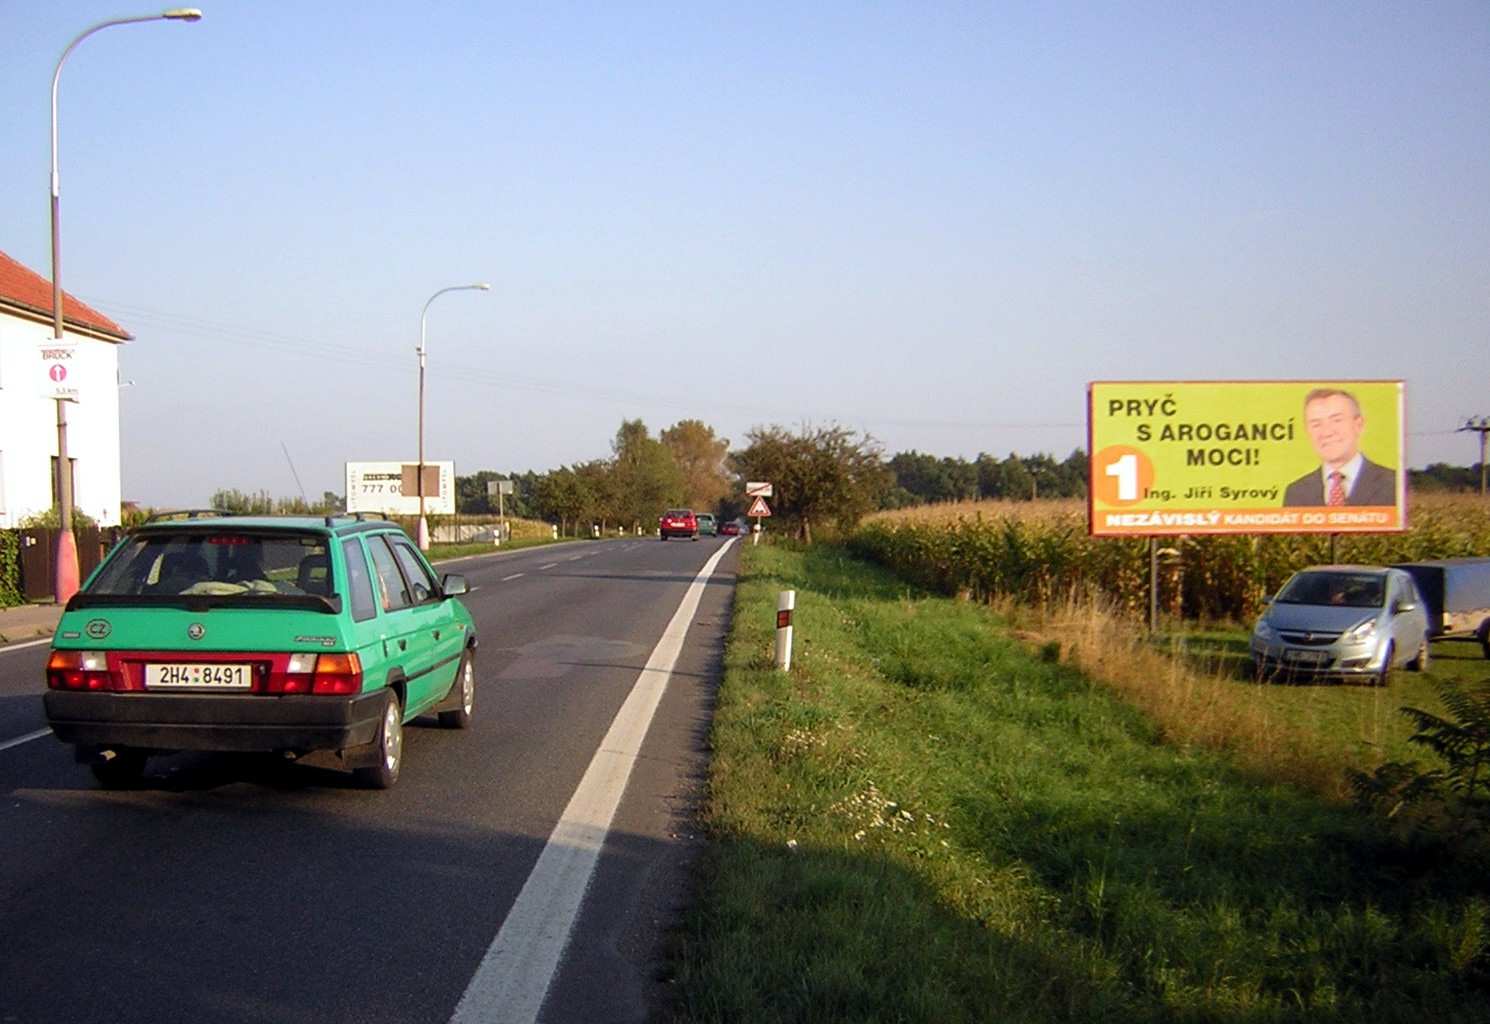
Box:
<box><xmin>4</xmin><ymin>2</ymin><xmax>1486</xmax><ymax>505</ymax></box>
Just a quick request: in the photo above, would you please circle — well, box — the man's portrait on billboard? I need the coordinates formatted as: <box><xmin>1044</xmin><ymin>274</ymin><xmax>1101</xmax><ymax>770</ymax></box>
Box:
<box><xmin>1282</xmin><ymin>388</ymin><xmax>1397</xmax><ymax>507</ymax></box>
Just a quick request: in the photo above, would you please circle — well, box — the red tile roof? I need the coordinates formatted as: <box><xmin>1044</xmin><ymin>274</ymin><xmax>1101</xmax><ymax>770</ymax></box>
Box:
<box><xmin>0</xmin><ymin>248</ymin><xmax>130</xmax><ymax>340</ymax></box>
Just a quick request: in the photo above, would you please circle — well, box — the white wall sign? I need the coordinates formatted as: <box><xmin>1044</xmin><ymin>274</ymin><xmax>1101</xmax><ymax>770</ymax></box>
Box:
<box><xmin>39</xmin><ymin>342</ymin><xmax>79</xmax><ymax>401</ymax></box>
<box><xmin>346</xmin><ymin>460</ymin><xmax>455</xmax><ymax>514</ymax></box>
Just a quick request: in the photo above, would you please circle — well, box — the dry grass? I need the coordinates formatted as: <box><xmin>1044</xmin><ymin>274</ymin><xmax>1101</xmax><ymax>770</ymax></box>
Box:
<box><xmin>995</xmin><ymin>591</ymin><xmax>1354</xmax><ymax>798</ymax></box>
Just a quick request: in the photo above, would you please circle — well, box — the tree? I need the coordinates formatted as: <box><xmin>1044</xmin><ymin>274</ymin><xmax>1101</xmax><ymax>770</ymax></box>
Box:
<box><xmin>534</xmin><ymin>468</ymin><xmax>586</xmax><ymax>535</ymax></box>
<box><xmin>610</xmin><ymin>420</ymin><xmax>684</xmax><ymax>528</ymax></box>
<box><xmin>661</xmin><ymin>419</ymin><xmax>731</xmax><ymax>512</ymax></box>
<box><xmin>731</xmin><ymin>424</ymin><xmax>890</xmax><ymax>542</ymax></box>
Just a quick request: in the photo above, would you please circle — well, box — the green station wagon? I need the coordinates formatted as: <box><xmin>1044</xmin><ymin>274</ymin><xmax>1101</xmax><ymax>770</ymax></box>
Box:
<box><xmin>43</xmin><ymin>512</ymin><xmax>478</xmax><ymax>789</ymax></box>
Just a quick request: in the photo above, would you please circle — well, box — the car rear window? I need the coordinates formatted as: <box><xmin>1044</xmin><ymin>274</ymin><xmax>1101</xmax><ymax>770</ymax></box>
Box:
<box><xmin>1276</xmin><ymin>571</ymin><xmax>1386</xmax><ymax>608</ymax></box>
<box><xmin>665</xmin><ymin>509</ymin><xmax>692</xmax><ymax>518</ymax></box>
<box><xmin>88</xmin><ymin>531</ymin><xmax>332</xmax><ymax>599</ymax></box>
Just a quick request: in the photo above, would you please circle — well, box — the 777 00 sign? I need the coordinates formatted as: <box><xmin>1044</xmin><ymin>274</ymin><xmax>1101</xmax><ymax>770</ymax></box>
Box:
<box><xmin>1087</xmin><ymin>381</ymin><xmax>1405</xmax><ymax>537</ymax></box>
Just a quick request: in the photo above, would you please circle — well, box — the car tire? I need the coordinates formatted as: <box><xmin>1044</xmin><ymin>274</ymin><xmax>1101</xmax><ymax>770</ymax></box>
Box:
<box><xmin>1374</xmin><ymin>642</ymin><xmax>1395</xmax><ymax>687</ymax></box>
<box><xmin>439</xmin><ymin>651</ymin><xmax>475</xmax><ymax>730</ymax></box>
<box><xmin>354</xmin><ymin>690</ymin><xmax>404</xmax><ymax>789</ymax></box>
<box><xmin>1407</xmin><ymin>638</ymin><xmax>1430</xmax><ymax>673</ymax></box>
<box><xmin>89</xmin><ymin>747</ymin><xmax>148</xmax><ymax>789</ymax></box>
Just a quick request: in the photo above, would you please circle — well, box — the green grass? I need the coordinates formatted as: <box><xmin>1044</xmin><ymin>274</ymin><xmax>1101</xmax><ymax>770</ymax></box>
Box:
<box><xmin>1160</xmin><ymin>626</ymin><xmax>1489</xmax><ymax>771</ymax></box>
<box><xmin>669</xmin><ymin>543</ymin><xmax>1490</xmax><ymax>1023</ymax></box>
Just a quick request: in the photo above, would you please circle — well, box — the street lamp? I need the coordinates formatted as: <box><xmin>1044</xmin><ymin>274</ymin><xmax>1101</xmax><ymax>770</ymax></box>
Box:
<box><xmin>416</xmin><ymin>283</ymin><xmax>489</xmax><ymax>550</ymax></box>
<box><xmin>49</xmin><ymin>8</ymin><xmax>203</xmax><ymax>604</ymax></box>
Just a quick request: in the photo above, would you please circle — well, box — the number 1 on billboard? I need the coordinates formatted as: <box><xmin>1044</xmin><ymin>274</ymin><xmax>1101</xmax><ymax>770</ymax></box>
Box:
<box><xmin>1105</xmin><ymin>453</ymin><xmax>1138</xmax><ymax>501</ymax></box>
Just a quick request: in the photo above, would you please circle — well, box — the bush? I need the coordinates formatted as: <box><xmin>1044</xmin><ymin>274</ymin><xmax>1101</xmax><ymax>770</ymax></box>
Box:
<box><xmin>0</xmin><ymin>531</ymin><xmax>21</xmax><ymax>608</ymax></box>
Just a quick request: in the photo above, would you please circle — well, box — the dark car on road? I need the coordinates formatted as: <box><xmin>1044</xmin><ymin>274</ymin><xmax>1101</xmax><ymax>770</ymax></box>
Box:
<box><xmin>44</xmin><ymin>512</ymin><xmax>478</xmax><ymax>789</ymax></box>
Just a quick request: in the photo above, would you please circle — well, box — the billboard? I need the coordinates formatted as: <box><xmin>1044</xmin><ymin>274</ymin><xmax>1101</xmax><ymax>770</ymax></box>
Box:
<box><xmin>345</xmin><ymin>461</ymin><xmax>455</xmax><ymax>515</ymax></box>
<box><xmin>1088</xmin><ymin>381</ymin><xmax>1405</xmax><ymax>536</ymax></box>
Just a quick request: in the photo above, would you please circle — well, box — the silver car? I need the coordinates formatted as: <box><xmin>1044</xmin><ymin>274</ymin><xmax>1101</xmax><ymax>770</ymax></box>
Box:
<box><xmin>1250</xmin><ymin>565</ymin><xmax>1431</xmax><ymax>684</ymax></box>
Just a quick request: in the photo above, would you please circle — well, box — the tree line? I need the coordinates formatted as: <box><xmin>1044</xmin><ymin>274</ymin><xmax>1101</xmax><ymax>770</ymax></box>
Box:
<box><xmin>208</xmin><ymin>426</ymin><xmax>1484</xmax><ymax>542</ymax></box>
<box><xmin>455</xmin><ymin>423</ymin><xmax>1090</xmax><ymax>541</ymax></box>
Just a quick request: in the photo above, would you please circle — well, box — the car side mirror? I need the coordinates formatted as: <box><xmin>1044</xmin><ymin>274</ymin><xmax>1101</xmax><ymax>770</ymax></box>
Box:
<box><xmin>441</xmin><ymin>573</ymin><xmax>469</xmax><ymax>597</ymax></box>
<box><xmin>1395</xmin><ymin>600</ymin><xmax>1417</xmax><ymax>614</ymax></box>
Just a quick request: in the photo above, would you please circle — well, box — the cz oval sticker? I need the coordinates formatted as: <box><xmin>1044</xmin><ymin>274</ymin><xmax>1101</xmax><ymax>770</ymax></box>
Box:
<box><xmin>85</xmin><ymin>619</ymin><xmax>111</xmax><ymax>639</ymax></box>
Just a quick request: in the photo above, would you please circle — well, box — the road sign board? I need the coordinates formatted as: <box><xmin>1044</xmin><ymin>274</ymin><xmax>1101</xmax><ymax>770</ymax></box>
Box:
<box><xmin>748</xmin><ymin>496</ymin><xmax>772</xmax><ymax>517</ymax></box>
<box><xmin>746</xmin><ymin>481</ymin><xmax>772</xmax><ymax>498</ymax></box>
<box><xmin>40</xmin><ymin>342</ymin><xmax>79</xmax><ymax>400</ymax></box>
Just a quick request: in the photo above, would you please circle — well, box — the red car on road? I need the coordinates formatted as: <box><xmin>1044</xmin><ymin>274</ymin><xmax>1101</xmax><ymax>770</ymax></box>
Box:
<box><xmin>658</xmin><ymin>509</ymin><xmax>698</xmax><ymax>541</ymax></box>
<box><xmin>719</xmin><ymin>520</ymin><xmax>742</xmax><ymax>536</ymax></box>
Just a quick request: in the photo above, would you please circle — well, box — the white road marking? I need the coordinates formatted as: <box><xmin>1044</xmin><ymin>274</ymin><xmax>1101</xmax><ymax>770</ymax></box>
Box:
<box><xmin>449</xmin><ymin>538</ymin><xmax>736</xmax><ymax>1024</ymax></box>
<box><xmin>538</xmin><ymin>562</ymin><xmax>559</xmax><ymax>570</ymax></box>
<box><xmin>0</xmin><ymin>728</ymin><xmax>52</xmax><ymax>753</ymax></box>
<box><xmin>502</xmin><ymin>573</ymin><xmax>525</xmax><ymax>581</ymax></box>
<box><xmin>0</xmin><ymin>637</ymin><xmax>53</xmax><ymax>656</ymax></box>
<box><xmin>565</xmin><ymin>555</ymin><xmax>583</xmax><ymax>561</ymax></box>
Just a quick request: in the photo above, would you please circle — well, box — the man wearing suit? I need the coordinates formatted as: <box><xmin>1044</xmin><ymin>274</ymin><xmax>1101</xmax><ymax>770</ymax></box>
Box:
<box><xmin>1282</xmin><ymin>388</ymin><xmax>1397</xmax><ymax>507</ymax></box>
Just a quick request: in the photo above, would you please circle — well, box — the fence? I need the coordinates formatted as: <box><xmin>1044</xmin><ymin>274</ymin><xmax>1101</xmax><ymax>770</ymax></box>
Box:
<box><xmin>12</xmin><ymin>528</ymin><xmax>124</xmax><ymax>603</ymax></box>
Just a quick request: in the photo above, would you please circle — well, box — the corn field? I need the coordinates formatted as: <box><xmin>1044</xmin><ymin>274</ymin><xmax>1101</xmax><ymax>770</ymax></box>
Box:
<box><xmin>850</xmin><ymin>494</ymin><xmax>1490</xmax><ymax>623</ymax></box>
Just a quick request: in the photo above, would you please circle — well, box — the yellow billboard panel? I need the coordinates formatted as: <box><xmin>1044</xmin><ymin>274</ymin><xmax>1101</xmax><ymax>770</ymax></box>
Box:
<box><xmin>1088</xmin><ymin>381</ymin><xmax>1405</xmax><ymax>536</ymax></box>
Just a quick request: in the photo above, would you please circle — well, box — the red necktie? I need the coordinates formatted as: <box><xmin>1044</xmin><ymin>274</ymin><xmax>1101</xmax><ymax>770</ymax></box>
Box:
<box><xmin>1327</xmin><ymin>471</ymin><xmax>1345</xmax><ymax>506</ymax></box>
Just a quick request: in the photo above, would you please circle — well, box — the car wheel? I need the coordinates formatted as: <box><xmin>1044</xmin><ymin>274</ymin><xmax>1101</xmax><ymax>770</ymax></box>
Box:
<box><xmin>1374</xmin><ymin>642</ymin><xmax>1395</xmax><ymax>687</ymax></box>
<box><xmin>439</xmin><ymin>651</ymin><xmax>475</xmax><ymax>730</ymax></box>
<box><xmin>1407</xmin><ymin>638</ymin><xmax>1430</xmax><ymax>673</ymax></box>
<box><xmin>354</xmin><ymin>690</ymin><xmax>404</xmax><ymax>789</ymax></box>
<box><xmin>89</xmin><ymin>747</ymin><xmax>148</xmax><ymax>789</ymax></box>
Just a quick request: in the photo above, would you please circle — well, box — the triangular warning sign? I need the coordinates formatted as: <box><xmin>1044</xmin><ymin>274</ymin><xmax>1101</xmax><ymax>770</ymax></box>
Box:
<box><xmin>748</xmin><ymin>496</ymin><xmax>772</xmax><ymax>517</ymax></box>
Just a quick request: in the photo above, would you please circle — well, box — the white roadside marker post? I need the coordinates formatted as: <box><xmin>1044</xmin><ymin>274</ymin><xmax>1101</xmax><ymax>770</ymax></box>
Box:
<box><xmin>775</xmin><ymin>590</ymin><xmax>795</xmax><ymax>671</ymax></box>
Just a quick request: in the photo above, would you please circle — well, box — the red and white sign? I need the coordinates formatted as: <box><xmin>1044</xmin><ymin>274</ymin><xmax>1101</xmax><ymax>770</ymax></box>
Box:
<box><xmin>745</xmin><ymin>481</ymin><xmax>773</xmax><ymax>498</ymax></box>
<box><xmin>748</xmin><ymin>496</ymin><xmax>772</xmax><ymax>518</ymax></box>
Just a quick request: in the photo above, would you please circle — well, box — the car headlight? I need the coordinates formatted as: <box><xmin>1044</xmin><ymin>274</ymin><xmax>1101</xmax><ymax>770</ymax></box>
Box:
<box><xmin>1253</xmin><ymin>619</ymin><xmax>1277</xmax><ymax>642</ymax></box>
<box><xmin>1345</xmin><ymin>618</ymin><xmax>1377</xmax><ymax>642</ymax></box>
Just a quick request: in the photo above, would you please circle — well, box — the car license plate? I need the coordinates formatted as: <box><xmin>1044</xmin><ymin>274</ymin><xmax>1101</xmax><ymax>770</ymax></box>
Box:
<box><xmin>1283</xmin><ymin>650</ymin><xmax>1327</xmax><ymax>665</ymax></box>
<box><xmin>145</xmin><ymin>663</ymin><xmax>252</xmax><ymax>690</ymax></box>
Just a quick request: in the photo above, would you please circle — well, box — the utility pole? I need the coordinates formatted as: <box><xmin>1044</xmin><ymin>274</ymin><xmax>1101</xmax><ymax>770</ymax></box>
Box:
<box><xmin>1460</xmin><ymin>416</ymin><xmax>1490</xmax><ymax>497</ymax></box>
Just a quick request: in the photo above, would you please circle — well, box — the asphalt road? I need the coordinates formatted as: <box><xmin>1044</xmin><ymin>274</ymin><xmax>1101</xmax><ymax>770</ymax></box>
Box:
<box><xmin>0</xmin><ymin>535</ymin><xmax>740</xmax><ymax>1024</ymax></box>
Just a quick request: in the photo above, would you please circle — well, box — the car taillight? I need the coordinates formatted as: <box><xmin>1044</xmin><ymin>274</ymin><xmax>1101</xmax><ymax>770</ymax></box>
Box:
<box><xmin>262</xmin><ymin>652</ymin><xmax>361</xmax><ymax>695</ymax></box>
<box><xmin>313</xmin><ymin>653</ymin><xmax>362</xmax><ymax>695</ymax></box>
<box><xmin>47</xmin><ymin>650</ymin><xmax>112</xmax><ymax>691</ymax></box>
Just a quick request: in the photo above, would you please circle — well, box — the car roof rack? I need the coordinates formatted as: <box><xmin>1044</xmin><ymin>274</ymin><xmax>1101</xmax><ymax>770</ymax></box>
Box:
<box><xmin>143</xmin><ymin>508</ymin><xmax>235</xmax><ymax>524</ymax></box>
<box><xmin>323</xmin><ymin>511</ymin><xmax>393</xmax><ymax>527</ymax></box>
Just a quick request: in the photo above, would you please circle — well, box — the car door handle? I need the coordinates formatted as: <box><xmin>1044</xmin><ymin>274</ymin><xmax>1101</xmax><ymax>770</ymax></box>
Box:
<box><xmin>398</xmin><ymin>639</ymin><xmax>407</xmax><ymax>651</ymax></box>
<box><xmin>433</xmin><ymin>629</ymin><xmax>442</xmax><ymax>640</ymax></box>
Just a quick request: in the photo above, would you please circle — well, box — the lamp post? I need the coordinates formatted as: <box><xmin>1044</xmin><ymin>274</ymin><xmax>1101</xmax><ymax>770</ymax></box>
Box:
<box><xmin>49</xmin><ymin>8</ymin><xmax>202</xmax><ymax>604</ymax></box>
<box><xmin>417</xmin><ymin>283</ymin><xmax>489</xmax><ymax>550</ymax></box>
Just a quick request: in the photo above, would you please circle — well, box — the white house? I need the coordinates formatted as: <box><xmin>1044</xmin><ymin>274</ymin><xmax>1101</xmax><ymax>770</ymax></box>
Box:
<box><xmin>0</xmin><ymin>248</ymin><xmax>129</xmax><ymax>528</ymax></box>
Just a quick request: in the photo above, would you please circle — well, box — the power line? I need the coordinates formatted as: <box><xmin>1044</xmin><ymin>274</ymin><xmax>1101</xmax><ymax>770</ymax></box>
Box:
<box><xmin>85</xmin><ymin>293</ymin><xmax>1085</xmax><ymax>432</ymax></box>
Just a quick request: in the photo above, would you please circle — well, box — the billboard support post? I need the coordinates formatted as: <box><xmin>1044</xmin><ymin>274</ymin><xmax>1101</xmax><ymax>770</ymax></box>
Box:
<box><xmin>1148</xmin><ymin>538</ymin><xmax>1158</xmax><ymax>635</ymax></box>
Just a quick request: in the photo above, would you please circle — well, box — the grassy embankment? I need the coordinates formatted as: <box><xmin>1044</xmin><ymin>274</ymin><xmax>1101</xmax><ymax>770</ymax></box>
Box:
<box><xmin>669</xmin><ymin>543</ymin><xmax>1489</xmax><ymax>1022</ymax></box>
<box><xmin>850</xmin><ymin>494</ymin><xmax>1490</xmax><ymax>797</ymax></box>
